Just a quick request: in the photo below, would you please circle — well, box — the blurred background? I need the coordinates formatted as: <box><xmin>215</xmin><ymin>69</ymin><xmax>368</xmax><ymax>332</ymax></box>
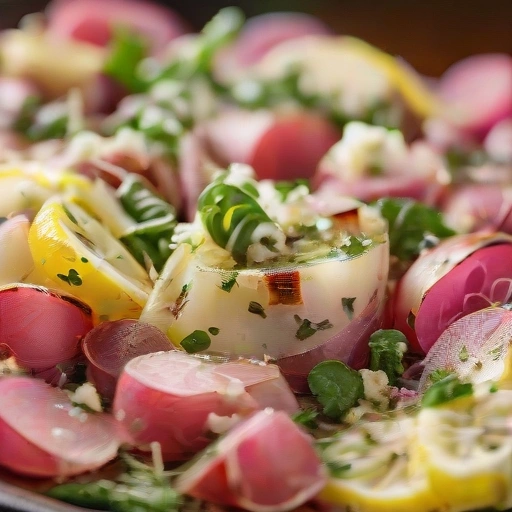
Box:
<box><xmin>0</xmin><ymin>0</ymin><xmax>511</xmax><ymax>76</ymax></box>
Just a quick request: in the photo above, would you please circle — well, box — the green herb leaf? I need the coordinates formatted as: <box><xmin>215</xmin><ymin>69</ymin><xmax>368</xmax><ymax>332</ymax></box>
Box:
<box><xmin>104</xmin><ymin>27</ymin><xmax>148</xmax><ymax>93</ymax></box>
<box><xmin>421</xmin><ymin>374</ymin><xmax>474</xmax><ymax>408</ymax></box>
<box><xmin>325</xmin><ymin>461</ymin><xmax>353</xmax><ymax>478</ymax></box>
<box><xmin>208</xmin><ymin>327</ymin><xmax>220</xmax><ymax>336</ymax></box>
<box><xmin>368</xmin><ymin>329</ymin><xmax>408</xmax><ymax>386</ymax></box>
<box><xmin>342</xmin><ymin>297</ymin><xmax>356</xmax><ymax>320</ymax></box>
<box><xmin>57</xmin><ymin>268</ymin><xmax>83</xmax><ymax>286</ymax></box>
<box><xmin>248</xmin><ymin>301</ymin><xmax>267</xmax><ymax>319</ymax></box>
<box><xmin>180</xmin><ymin>330</ymin><xmax>211</xmax><ymax>354</ymax></box>
<box><xmin>459</xmin><ymin>345</ymin><xmax>469</xmax><ymax>362</ymax></box>
<box><xmin>47</xmin><ymin>453</ymin><xmax>181</xmax><ymax>512</ymax></box>
<box><xmin>295</xmin><ymin>315</ymin><xmax>333</xmax><ymax>340</ymax></box>
<box><xmin>307</xmin><ymin>360</ymin><xmax>364</xmax><ymax>419</ymax></box>
<box><xmin>292</xmin><ymin>409</ymin><xmax>319</xmax><ymax>429</ymax></box>
<box><xmin>428</xmin><ymin>368</ymin><xmax>454</xmax><ymax>384</ymax></box>
<box><xmin>371</xmin><ymin>198</ymin><xmax>456</xmax><ymax>262</ymax></box>
<box><xmin>220</xmin><ymin>272</ymin><xmax>238</xmax><ymax>292</ymax></box>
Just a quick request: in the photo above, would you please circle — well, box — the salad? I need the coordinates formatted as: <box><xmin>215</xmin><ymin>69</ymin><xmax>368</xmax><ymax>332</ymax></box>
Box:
<box><xmin>1</xmin><ymin>0</ymin><xmax>512</xmax><ymax>511</ymax></box>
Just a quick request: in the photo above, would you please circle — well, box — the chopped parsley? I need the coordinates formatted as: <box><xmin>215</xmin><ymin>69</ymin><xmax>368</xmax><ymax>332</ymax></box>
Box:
<box><xmin>248</xmin><ymin>301</ymin><xmax>267</xmax><ymax>319</ymax></box>
<box><xmin>57</xmin><ymin>269</ymin><xmax>83</xmax><ymax>286</ymax></box>
<box><xmin>180</xmin><ymin>330</ymin><xmax>211</xmax><ymax>354</ymax></box>
<box><xmin>342</xmin><ymin>297</ymin><xmax>356</xmax><ymax>320</ymax></box>
<box><xmin>294</xmin><ymin>315</ymin><xmax>333</xmax><ymax>341</ymax></box>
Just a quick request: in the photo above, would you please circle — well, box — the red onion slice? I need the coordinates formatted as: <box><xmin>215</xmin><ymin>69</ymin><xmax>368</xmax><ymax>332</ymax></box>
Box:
<box><xmin>83</xmin><ymin>319</ymin><xmax>172</xmax><ymax>400</ymax></box>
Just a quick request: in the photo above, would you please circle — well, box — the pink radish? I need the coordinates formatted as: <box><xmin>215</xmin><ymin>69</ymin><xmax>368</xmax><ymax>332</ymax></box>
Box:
<box><xmin>46</xmin><ymin>0</ymin><xmax>187</xmax><ymax>53</ymax></box>
<box><xmin>419</xmin><ymin>306</ymin><xmax>512</xmax><ymax>391</ymax></box>
<box><xmin>392</xmin><ymin>233</ymin><xmax>512</xmax><ymax>354</ymax></box>
<box><xmin>0</xmin><ymin>377</ymin><xmax>120</xmax><ymax>477</ymax></box>
<box><xmin>175</xmin><ymin>409</ymin><xmax>327</xmax><ymax>512</ymax></box>
<box><xmin>113</xmin><ymin>351</ymin><xmax>298</xmax><ymax>460</ymax></box>
<box><xmin>438</xmin><ymin>54</ymin><xmax>512</xmax><ymax>138</ymax></box>
<box><xmin>83</xmin><ymin>319</ymin><xmax>172</xmax><ymax>401</ymax></box>
<box><xmin>0</xmin><ymin>284</ymin><xmax>93</xmax><ymax>374</ymax></box>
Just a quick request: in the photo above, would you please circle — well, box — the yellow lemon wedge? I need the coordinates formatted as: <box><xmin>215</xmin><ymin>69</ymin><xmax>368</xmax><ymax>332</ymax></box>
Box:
<box><xmin>320</xmin><ymin>418</ymin><xmax>443</xmax><ymax>512</ymax></box>
<box><xmin>341</xmin><ymin>36</ymin><xmax>442</xmax><ymax>118</ymax></box>
<box><xmin>28</xmin><ymin>198</ymin><xmax>153</xmax><ymax>322</ymax></box>
<box><xmin>417</xmin><ymin>403</ymin><xmax>512</xmax><ymax>511</ymax></box>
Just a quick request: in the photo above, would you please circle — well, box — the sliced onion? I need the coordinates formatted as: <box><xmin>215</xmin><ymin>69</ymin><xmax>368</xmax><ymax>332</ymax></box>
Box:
<box><xmin>113</xmin><ymin>351</ymin><xmax>298</xmax><ymax>461</ymax></box>
<box><xmin>83</xmin><ymin>319</ymin><xmax>172</xmax><ymax>400</ymax></box>
<box><xmin>0</xmin><ymin>376</ymin><xmax>120</xmax><ymax>477</ymax></box>
<box><xmin>418</xmin><ymin>306</ymin><xmax>512</xmax><ymax>392</ymax></box>
<box><xmin>0</xmin><ymin>284</ymin><xmax>93</xmax><ymax>373</ymax></box>
<box><xmin>175</xmin><ymin>409</ymin><xmax>327</xmax><ymax>512</ymax></box>
<box><xmin>393</xmin><ymin>233</ymin><xmax>512</xmax><ymax>353</ymax></box>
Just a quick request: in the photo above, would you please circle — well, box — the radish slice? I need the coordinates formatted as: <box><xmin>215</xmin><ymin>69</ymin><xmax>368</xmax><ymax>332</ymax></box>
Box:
<box><xmin>438</xmin><ymin>54</ymin><xmax>512</xmax><ymax>137</ymax></box>
<box><xmin>83</xmin><ymin>319</ymin><xmax>172</xmax><ymax>400</ymax></box>
<box><xmin>0</xmin><ymin>284</ymin><xmax>93</xmax><ymax>372</ymax></box>
<box><xmin>0</xmin><ymin>377</ymin><xmax>120</xmax><ymax>477</ymax></box>
<box><xmin>392</xmin><ymin>233</ymin><xmax>512</xmax><ymax>353</ymax></box>
<box><xmin>442</xmin><ymin>183</ymin><xmax>512</xmax><ymax>234</ymax></box>
<box><xmin>113</xmin><ymin>351</ymin><xmax>298</xmax><ymax>460</ymax></box>
<box><xmin>0</xmin><ymin>215</ymin><xmax>34</xmax><ymax>286</ymax></box>
<box><xmin>46</xmin><ymin>0</ymin><xmax>187</xmax><ymax>53</ymax></box>
<box><xmin>202</xmin><ymin>109</ymin><xmax>340</xmax><ymax>181</ymax></box>
<box><xmin>419</xmin><ymin>306</ymin><xmax>512</xmax><ymax>392</ymax></box>
<box><xmin>175</xmin><ymin>409</ymin><xmax>327</xmax><ymax>512</ymax></box>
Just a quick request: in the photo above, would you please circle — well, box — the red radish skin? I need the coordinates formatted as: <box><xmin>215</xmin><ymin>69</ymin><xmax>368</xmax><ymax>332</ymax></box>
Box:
<box><xmin>113</xmin><ymin>351</ymin><xmax>298</xmax><ymax>461</ymax></box>
<box><xmin>0</xmin><ymin>285</ymin><xmax>93</xmax><ymax>371</ymax></box>
<box><xmin>83</xmin><ymin>319</ymin><xmax>172</xmax><ymax>401</ymax></box>
<box><xmin>215</xmin><ymin>12</ymin><xmax>331</xmax><ymax>80</ymax></box>
<box><xmin>202</xmin><ymin>109</ymin><xmax>340</xmax><ymax>181</ymax></box>
<box><xmin>438</xmin><ymin>54</ymin><xmax>512</xmax><ymax>138</ymax></box>
<box><xmin>46</xmin><ymin>0</ymin><xmax>187</xmax><ymax>53</ymax></box>
<box><xmin>0</xmin><ymin>377</ymin><xmax>120</xmax><ymax>478</ymax></box>
<box><xmin>419</xmin><ymin>306</ymin><xmax>512</xmax><ymax>392</ymax></box>
<box><xmin>393</xmin><ymin>235</ymin><xmax>512</xmax><ymax>354</ymax></box>
<box><xmin>175</xmin><ymin>409</ymin><xmax>327</xmax><ymax>512</ymax></box>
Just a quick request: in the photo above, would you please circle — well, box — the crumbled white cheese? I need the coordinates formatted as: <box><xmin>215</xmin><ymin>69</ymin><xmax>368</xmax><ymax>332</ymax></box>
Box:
<box><xmin>359</xmin><ymin>369</ymin><xmax>390</xmax><ymax>410</ymax></box>
<box><xmin>325</xmin><ymin>121</ymin><xmax>408</xmax><ymax>181</ymax></box>
<box><xmin>68</xmin><ymin>382</ymin><xmax>103</xmax><ymax>412</ymax></box>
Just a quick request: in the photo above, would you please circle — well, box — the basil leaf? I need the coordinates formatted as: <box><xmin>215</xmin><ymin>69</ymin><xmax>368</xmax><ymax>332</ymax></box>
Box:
<box><xmin>308</xmin><ymin>360</ymin><xmax>364</xmax><ymax>419</ymax></box>
<box><xmin>368</xmin><ymin>329</ymin><xmax>408</xmax><ymax>386</ymax></box>
<box><xmin>421</xmin><ymin>374</ymin><xmax>473</xmax><ymax>408</ymax></box>
<box><xmin>104</xmin><ymin>27</ymin><xmax>148</xmax><ymax>93</ymax></box>
<box><xmin>371</xmin><ymin>198</ymin><xmax>455</xmax><ymax>261</ymax></box>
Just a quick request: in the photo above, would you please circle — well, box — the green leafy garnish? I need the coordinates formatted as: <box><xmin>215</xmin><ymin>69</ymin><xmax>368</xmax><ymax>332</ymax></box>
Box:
<box><xmin>428</xmin><ymin>368</ymin><xmax>454</xmax><ymax>384</ymax></box>
<box><xmin>421</xmin><ymin>374</ymin><xmax>473</xmax><ymax>408</ymax></box>
<box><xmin>325</xmin><ymin>461</ymin><xmax>353</xmax><ymax>477</ymax></box>
<box><xmin>248</xmin><ymin>301</ymin><xmax>267</xmax><ymax>319</ymax></box>
<box><xmin>180</xmin><ymin>330</ymin><xmax>211</xmax><ymax>354</ymax></box>
<box><xmin>458</xmin><ymin>345</ymin><xmax>469</xmax><ymax>363</ymax></box>
<box><xmin>57</xmin><ymin>268</ymin><xmax>83</xmax><ymax>286</ymax></box>
<box><xmin>368</xmin><ymin>329</ymin><xmax>408</xmax><ymax>386</ymax></box>
<box><xmin>208</xmin><ymin>327</ymin><xmax>220</xmax><ymax>336</ymax></box>
<box><xmin>342</xmin><ymin>297</ymin><xmax>356</xmax><ymax>320</ymax></box>
<box><xmin>104</xmin><ymin>27</ymin><xmax>148</xmax><ymax>93</ymax></box>
<box><xmin>47</xmin><ymin>453</ymin><xmax>181</xmax><ymax>512</ymax></box>
<box><xmin>371</xmin><ymin>198</ymin><xmax>456</xmax><ymax>261</ymax></box>
<box><xmin>295</xmin><ymin>315</ymin><xmax>333</xmax><ymax>341</ymax></box>
<box><xmin>307</xmin><ymin>360</ymin><xmax>364</xmax><ymax>419</ymax></box>
<box><xmin>292</xmin><ymin>409</ymin><xmax>319</xmax><ymax>429</ymax></box>
<box><xmin>220</xmin><ymin>272</ymin><xmax>238</xmax><ymax>292</ymax></box>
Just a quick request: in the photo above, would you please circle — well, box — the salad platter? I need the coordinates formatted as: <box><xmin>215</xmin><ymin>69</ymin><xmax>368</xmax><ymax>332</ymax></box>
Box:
<box><xmin>0</xmin><ymin>0</ymin><xmax>512</xmax><ymax>511</ymax></box>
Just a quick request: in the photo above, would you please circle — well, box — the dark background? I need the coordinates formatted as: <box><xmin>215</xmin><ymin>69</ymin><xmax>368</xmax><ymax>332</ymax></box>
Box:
<box><xmin>1</xmin><ymin>0</ymin><xmax>511</xmax><ymax>76</ymax></box>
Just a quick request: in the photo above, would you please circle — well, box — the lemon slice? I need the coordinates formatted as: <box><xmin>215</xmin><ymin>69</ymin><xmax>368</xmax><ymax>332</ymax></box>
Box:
<box><xmin>340</xmin><ymin>36</ymin><xmax>441</xmax><ymax>118</ymax></box>
<box><xmin>28</xmin><ymin>198</ymin><xmax>153</xmax><ymax>322</ymax></box>
<box><xmin>320</xmin><ymin>418</ymin><xmax>442</xmax><ymax>512</ymax></box>
<box><xmin>417</xmin><ymin>402</ymin><xmax>512</xmax><ymax>511</ymax></box>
